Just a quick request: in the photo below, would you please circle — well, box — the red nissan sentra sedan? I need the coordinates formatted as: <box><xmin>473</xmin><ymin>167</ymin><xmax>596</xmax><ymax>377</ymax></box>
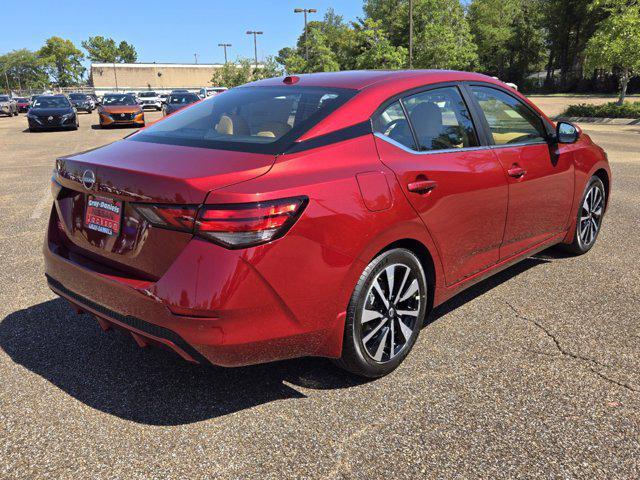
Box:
<box><xmin>44</xmin><ymin>70</ymin><xmax>610</xmax><ymax>377</ymax></box>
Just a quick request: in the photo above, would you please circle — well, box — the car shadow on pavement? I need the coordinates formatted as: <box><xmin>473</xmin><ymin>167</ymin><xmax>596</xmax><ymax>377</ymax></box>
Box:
<box><xmin>0</xmin><ymin>251</ymin><xmax>558</xmax><ymax>426</ymax></box>
<box><xmin>0</xmin><ymin>298</ymin><xmax>366</xmax><ymax>426</ymax></box>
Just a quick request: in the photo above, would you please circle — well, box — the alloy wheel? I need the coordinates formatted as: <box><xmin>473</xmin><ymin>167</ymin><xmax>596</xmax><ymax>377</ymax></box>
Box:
<box><xmin>578</xmin><ymin>184</ymin><xmax>604</xmax><ymax>248</ymax></box>
<box><xmin>360</xmin><ymin>263</ymin><xmax>422</xmax><ymax>363</ymax></box>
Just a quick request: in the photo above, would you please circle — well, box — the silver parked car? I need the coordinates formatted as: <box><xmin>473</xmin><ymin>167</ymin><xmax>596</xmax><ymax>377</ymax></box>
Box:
<box><xmin>0</xmin><ymin>95</ymin><xmax>18</xmax><ymax>117</ymax></box>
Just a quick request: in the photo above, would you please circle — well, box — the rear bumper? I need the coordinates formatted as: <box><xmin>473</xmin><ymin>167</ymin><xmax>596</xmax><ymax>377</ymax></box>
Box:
<box><xmin>43</xmin><ymin>209</ymin><xmax>349</xmax><ymax>367</ymax></box>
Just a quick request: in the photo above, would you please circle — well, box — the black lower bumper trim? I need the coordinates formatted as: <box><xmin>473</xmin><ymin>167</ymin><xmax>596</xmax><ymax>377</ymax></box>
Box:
<box><xmin>46</xmin><ymin>274</ymin><xmax>211</xmax><ymax>365</ymax></box>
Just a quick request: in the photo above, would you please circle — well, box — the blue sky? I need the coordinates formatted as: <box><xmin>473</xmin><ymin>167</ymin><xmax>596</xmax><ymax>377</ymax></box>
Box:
<box><xmin>1</xmin><ymin>0</ymin><xmax>364</xmax><ymax>64</ymax></box>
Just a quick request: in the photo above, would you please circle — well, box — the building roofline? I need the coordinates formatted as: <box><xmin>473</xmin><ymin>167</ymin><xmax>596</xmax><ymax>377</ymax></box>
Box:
<box><xmin>91</xmin><ymin>63</ymin><xmax>227</xmax><ymax>68</ymax></box>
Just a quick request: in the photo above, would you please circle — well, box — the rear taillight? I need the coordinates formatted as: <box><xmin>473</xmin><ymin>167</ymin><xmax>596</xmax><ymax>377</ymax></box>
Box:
<box><xmin>195</xmin><ymin>197</ymin><xmax>308</xmax><ymax>248</ymax></box>
<box><xmin>132</xmin><ymin>196</ymin><xmax>307</xmax><ymax>249</ymax></box>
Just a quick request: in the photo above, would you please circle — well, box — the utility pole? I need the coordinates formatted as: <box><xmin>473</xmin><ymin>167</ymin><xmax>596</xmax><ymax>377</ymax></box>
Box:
<box><xmin>112</xmin><ymin>63</ymin><xmax>119</xmax><ymax>92</ymax></box>
<box><xmin>294</xmin><ymin>8</ymin><xmax>317</xmax><ymax>61</ymax></box>
<box><xmin>194</xmin><ymin>53</ymin><xmax>199</xmax><ymax>64</ymax></box>
<box><xmin>218</xmin><ymin>43</ymin><xmax>232</xmax><ymax>63</ymax></box>
<box><xmin>409</xmin><ymin>0</ymin><xmax>414</xmax><ymax>68</ymax></box>
<box><xmin>246</xmin><ymin>31</ymin><xmax>263</xmax><ymax>69</ymax></box>
<box><xmin>3</xmin><ymin>68</ymin><xmax>10</xmax><ymax>93</ymax></box>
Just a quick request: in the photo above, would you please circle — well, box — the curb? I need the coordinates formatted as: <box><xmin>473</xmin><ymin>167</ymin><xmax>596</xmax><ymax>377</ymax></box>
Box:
<box><xmin>554</xmin><ymin>116</ymin><xmax>640</xmax><ymax>125</ymax></box>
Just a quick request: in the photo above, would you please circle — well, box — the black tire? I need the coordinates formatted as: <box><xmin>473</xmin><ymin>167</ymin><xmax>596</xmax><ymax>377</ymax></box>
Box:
<box><xmin>562</xmin><ymin>175</ymin><xmax>606</xmax><ymax>255</ymax></box>
<box><xmin>336</xmin><ymin>248</ymin><xmax>428</xmax><ymax>378</ymax></box>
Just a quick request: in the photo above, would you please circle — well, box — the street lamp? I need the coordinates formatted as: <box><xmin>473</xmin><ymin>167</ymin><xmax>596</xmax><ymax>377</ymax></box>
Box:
<box><xmin>218</xmin><ymin>43</ymin><xmax>232</xmax><ymax>64</ymax></box>
<box><xmin>246</xmin><ymin>31</ymin><xmax>263</xmax><ymax>68</ymax></box>
<box><xmin>294</xmin><ymin>8</ymin><xmax>317</xmax><ymax>61</ymax></box>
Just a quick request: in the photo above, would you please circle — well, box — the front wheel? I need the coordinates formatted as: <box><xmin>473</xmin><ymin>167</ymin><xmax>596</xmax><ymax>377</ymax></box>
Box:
<box><xmin>336</xmin><ymin>248</ymin><xmax>428</xmax><ymax>378</ymax></box>
<box><xmin>563</xmin><ymin>175</ymin><xmax>606</xmax><ymax>255</ymax></box>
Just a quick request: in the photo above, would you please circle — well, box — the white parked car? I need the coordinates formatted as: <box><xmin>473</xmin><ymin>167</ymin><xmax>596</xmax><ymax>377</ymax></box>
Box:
<box><xmin>198</xmin><ymin>87</ymin><xmax>228</xmax><ymax>98</ymax></box>
<box><xmin>137</xmin><ymin>91</ymin><xmax>162</xmax><ymax>110</ymax></box>
<box><xmin>491</xmin><ymin>77</ymin><xmax>518</xmax><ymax>91</ymax></box>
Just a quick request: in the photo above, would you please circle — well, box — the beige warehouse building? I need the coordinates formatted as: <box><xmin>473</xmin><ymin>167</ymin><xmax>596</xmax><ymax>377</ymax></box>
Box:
<box><xmin>90</xmin><ymin>63</ymin><xmax>225</xmax><ymax>93</ymax></box>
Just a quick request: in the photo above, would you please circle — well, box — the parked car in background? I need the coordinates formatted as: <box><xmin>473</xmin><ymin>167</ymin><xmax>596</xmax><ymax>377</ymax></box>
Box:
<box><xmin>88</xmin><ymin>93</ymin><xmax>101</xmax><ymax>106</ymax></box>
<box><xmin>68</xmin><ymin>93</ymin><xmax>95</xmax><ymax>113</ymax></box>
<box><xmin>27</xmin><ymin>94</ymin><xmax>78</xmax><ymax>131</ymax></box>
<box><xmin>159</xmin><ymin>93</ymin><xmax>169</xmax><ymax>104</ymax></box>
<box><xmin>98</xmin><ymin>93</ymin><xmax>144</xmax><ymax>128</ymax></box>
<box><xmin>491</xmin><ymin>77</ymin><xmax>518</xmax><ymax>90</ymax></box>
<box><xmin>198</xmin><ymin>87</ymin><xmax>228</xmax><ymax>98</ymax></box>
<box><xmin>162</xmin><ymin>92</ymin><xmax>200</xmax><ymax>116</ymax></box>
<box><xmin>43</xmin><ymin>71</ymin><xmax>610</xmax><ymax>377</ymax></box>
<box><xmin>138</xmin><ymin>91</ymin><xmax>162</xmax><ymax>111</ymax></box>
<box><xmin>170</xmin><ymin>89</ymin><xmax>189</xmax><ymax>94</ymax></box>
<box><xmin>15</xmin><ymin>97</ymin><xmax>30</xmax><ymax>113</ymax></box>
<box><xmin>0</xmin><ymin>95</ymin><xmax>18</xmax><ymax>116</ymax></box>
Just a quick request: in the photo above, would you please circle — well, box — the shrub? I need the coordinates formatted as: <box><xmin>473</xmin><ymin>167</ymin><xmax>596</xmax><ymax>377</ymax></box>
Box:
<box><xmin>563</xmin><ymin>101</ymin><xmax>640</xmax><ymax>118</ymax></box>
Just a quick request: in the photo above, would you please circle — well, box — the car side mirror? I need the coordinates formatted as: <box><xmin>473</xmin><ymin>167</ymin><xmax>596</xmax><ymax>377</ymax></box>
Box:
<box><xmin>556</xmin><ymin>121</ymin><xmax>580</xmax><ymax>144</ymax></box>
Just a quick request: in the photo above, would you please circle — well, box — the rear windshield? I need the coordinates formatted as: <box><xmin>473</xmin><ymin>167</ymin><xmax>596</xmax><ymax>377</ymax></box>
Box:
<box><xmin>132</xmin><ymin>85</ymin><xmax>356</xmax><ymax>153</ymax></box>
<box><xmin>16</xmin><ymin>98</ymin><xmax>28</xmax><ymax>102</ymax></box>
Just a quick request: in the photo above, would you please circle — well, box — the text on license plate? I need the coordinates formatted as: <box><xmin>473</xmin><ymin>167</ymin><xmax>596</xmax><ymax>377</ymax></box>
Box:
<box><xmin>85</xmin><ymin>196</ymin><xmax>122</xmax><ymax>236</ymax></box>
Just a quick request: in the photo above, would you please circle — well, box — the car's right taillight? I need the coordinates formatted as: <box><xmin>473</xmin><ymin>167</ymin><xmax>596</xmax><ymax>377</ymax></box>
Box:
<box><xmin>195</xmin><ymin>196</ymin><xmax>308</xmax><ymax>249</ymax></box>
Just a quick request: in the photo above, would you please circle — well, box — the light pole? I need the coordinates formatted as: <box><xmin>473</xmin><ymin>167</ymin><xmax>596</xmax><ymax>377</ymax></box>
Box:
<box><xmin>246</xmin><ymin>31</ymin><xmax>263</xmax><ymax>68</ymax></box>
<box><xmin>409</xmin><ymin>0</ymin><xmax>414</xmax><ymax>68</ymax></box>
<box><xmin>218</xmin><ymin>43</ymin><xmax>232</xmax><ymax>63</ymax></box>
<box><xmin>194</xmin><ymin>53</ymin><xmax>199</xmax><ymax>64</ymax></box>
<box><xmin>294</xmin><ymin>8</ymin><xmax>317</xmax><ymax>61</ymax></box>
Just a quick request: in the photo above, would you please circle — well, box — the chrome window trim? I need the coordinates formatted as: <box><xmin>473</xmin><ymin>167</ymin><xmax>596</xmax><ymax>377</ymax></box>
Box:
<box><xmin>374</xmin><ymin>132</ymin><xmax>490</xmax><ymax>155</ymax></box>
<box><xmin>374</xmin><ymin>132</ymin><xmax>548</xmax><ymax>155</ymax></box>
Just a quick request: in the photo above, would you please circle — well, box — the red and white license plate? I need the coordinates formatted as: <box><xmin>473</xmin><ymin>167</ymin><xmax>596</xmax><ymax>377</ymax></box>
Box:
<box><xmin>85</xmin><ymin>196</ymin><xmax>122</xmax><ymax>236</ymax></box>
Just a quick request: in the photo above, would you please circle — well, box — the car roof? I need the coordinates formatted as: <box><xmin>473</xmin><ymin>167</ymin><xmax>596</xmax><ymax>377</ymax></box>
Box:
<box><xmin>247</xmin><ymin>69</ymin><xmax>498</xmax><ymax>90</ymax></box>
<box><xmin>257</xmin><ymin>70</ymin><xmax>550</xmax><ymax>142</ymax></box>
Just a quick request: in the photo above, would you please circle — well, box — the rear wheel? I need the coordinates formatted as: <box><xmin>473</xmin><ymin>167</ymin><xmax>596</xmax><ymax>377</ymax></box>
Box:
<box><xmin>563</xmin><ymin>175</ymin><xmax>606</xmax><ymax>255</ymax></box>
<box><xmin>336</xmin><ymin>248</ymin><xmax>427</xmax><ymax>378</ymax></box>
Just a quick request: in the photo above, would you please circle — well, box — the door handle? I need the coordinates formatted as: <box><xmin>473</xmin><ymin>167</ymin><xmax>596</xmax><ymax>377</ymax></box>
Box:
<box><xmin>407</xmin><ymin>179</ymin><xmax>438</xmax><ymax>193</ymax></box>
<box><xmin>507</xmin><ymin>165</ymin><xmax>527</xmax><ymax>178</ymax></box>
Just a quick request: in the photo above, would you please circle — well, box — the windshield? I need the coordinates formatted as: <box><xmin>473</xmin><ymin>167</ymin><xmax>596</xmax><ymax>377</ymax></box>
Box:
<box><xmin>139</xmin><ymin>92</ymin><xmax>157</xmax><ymax>97</ymax></box>
<box><xmin>33</xmin><ymin>97</ymin><xmax>70</xmax><ymax>108</ymax></box>
<box><xmin>0</xmin><ymin>96</ymin><xmax>9</xmax><ymax>102</ymax></box>
<box><xmin>16</xmin><ymin>98</ymin><xmax>28</xmax><ymax>102</ymax></box>
<box><xmin>133</xmin><ymin>86</ymin><xmax>356</xmax><ymax>153</ymax></box>
<box><xmin>169</xmin><ymin>93</ymin><xmax>199</xmax><ymax>104</ymax></box>
<box><xmin>69</xmin><ymin>94</ymin><xmax>87</xmax><ymax>100</ymax></box>
<box><xmin>103</xmin><ymin>95</ymin><xmax>137</xmax><ymax>106</ymax></box>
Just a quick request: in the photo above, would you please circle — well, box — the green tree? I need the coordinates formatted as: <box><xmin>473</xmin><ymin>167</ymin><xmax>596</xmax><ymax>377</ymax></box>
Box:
<box><xmin>38</xmin><ymin>37</ymin><xmax>85</xmax><ymax>87</ymax></box>
<box><xmin>117</xmin><ymin>41</ymin><xmax>138</xmax><ymax>63</ymax></box>
<box><xmin>211</xmin><ymin>56</ymin><xmax>282</xmax><ymax>87</ymax></box>
<box><xmin>82</xmin><ymin>36</ymin><xmax>138</xmax><ymax>63</ymax></box>
<box><xmin>585</xmin><ymin>1</ymin><xmax>640</xmax><ymax>104</ymax></box>
<box><xmin>351</xmin><ymin>19</ymin><xmax>407</xmax><ymax>70</ymax></box>
<box><xmin>364</xmin><ymin>0</ymin><xmax>478</xmax><ymax>69</ymax></box>
<box><xmin>0</xmin><ymin>49</ymin><xmax>50</xmax><ymax>91</ymax></box>
<box><xmin>468</xmin><ymin>0</ymin><xmax>545</xmax><ymax>83</ymax></box>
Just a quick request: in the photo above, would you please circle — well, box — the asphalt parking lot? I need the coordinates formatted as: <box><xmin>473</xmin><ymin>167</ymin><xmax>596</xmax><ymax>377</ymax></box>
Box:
<box><xmin>0</xmin><ymin>99</ymin><xmax>638</xmax><ymax>479</ymax></box>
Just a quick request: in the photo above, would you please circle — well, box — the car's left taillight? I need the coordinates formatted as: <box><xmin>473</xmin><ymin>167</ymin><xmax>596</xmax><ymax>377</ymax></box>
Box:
<box><xmin>132</xmin><ymin>196</ymin><xmax>307</xmax><ymax>249</ymax></box>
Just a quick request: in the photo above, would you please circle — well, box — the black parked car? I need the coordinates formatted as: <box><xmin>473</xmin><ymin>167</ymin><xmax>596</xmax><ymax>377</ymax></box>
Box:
<box><xmin>27</xmin><ymin>95</ymin><xmax>78</xmax><ymax>131</ymax></box>
<box><xmin>162</xmin><ymin>92</ymin><xmax>200</xmax><ymax>116</ymax></box>
<box><xmin>68</xmin><ymin>93</ymin><xmax>95</xmax><ymax>113</ymax></box>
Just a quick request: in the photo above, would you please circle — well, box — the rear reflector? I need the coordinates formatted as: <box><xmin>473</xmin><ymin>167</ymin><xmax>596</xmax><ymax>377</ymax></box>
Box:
<box><xmin>132</xmin><ymin>196</ymin><xmax>307</xmax><ymax>249</ymax></box>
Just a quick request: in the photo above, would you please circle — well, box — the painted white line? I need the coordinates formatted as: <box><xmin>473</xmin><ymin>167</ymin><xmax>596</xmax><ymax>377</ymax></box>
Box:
<box><xmin>30</xmin><ymin>187</ymin><xmax>52</xmax><ymax>220</ymax></box>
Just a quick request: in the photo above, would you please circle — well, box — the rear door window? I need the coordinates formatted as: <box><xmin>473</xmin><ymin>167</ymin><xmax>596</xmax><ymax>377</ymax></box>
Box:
<box><xmin>403</xmin><ymin>87</ymin><xmax>479</xmax><ymax>151</ymax></box>
<box><xmin>470</xmin><ymin>86</ymin><xmax>546</xmax><ymax>145</ymax></box>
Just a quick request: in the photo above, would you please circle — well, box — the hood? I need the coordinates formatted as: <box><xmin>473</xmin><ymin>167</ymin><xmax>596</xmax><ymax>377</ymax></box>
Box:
<box><xmin>101</xmin><ymin>105</ymin><xmax>142</xmax><ymax>114</ymax></box>
<box><xmin>55</xmin><ymin>138</ymin><xmax>277</xmax><ymax>204</ymax></box>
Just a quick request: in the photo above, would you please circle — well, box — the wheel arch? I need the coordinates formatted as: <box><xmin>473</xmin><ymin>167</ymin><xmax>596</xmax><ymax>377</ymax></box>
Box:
<box><xmin>593</xmin><ymin>168</ymin><xmax>610</xmax><ymax>210</ymax></box>
<box><xmin>374</xmin><ymin>238</ymin><xmax>437</xmax><ymax>315</ymax></box>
